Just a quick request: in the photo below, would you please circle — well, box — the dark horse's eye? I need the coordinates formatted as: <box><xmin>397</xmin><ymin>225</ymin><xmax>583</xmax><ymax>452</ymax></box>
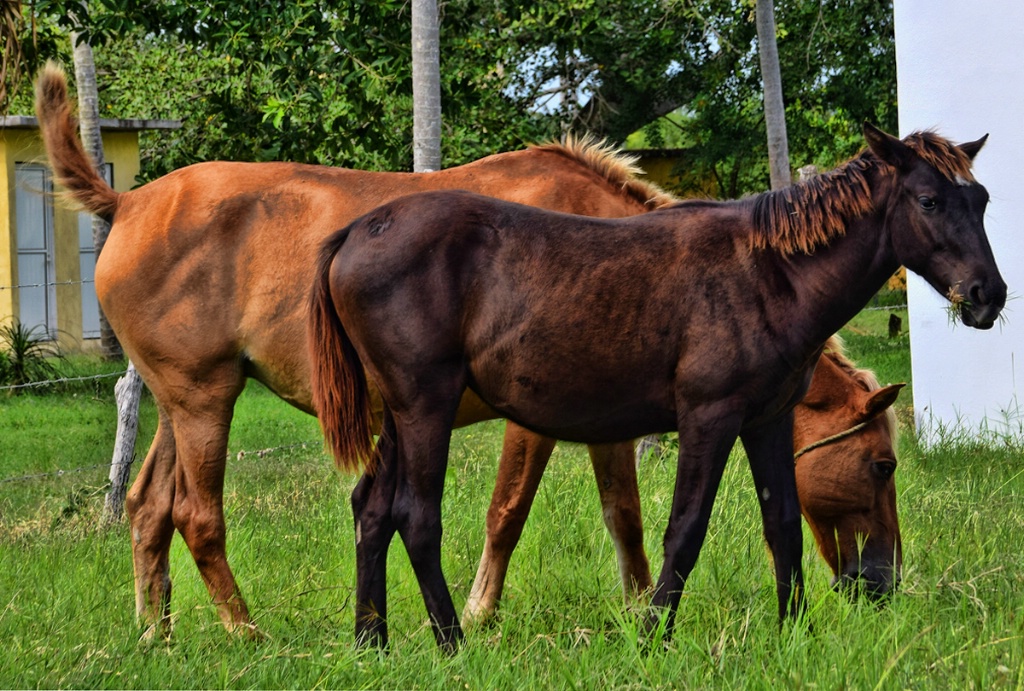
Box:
<box><xmin>871</xmin><ymin>460</ymin><xmax>897</xmax><ymax>480</ymax></box>
<box><xmin>918</xmin><ymin>195</ymin><xmax>937</xmax><ymax>212</ymax></box>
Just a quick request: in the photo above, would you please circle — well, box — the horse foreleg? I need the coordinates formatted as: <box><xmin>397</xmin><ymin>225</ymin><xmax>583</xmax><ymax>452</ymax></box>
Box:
<box><xmin>124</xmin><ymin>408</ymin><xmax>176</xmax><ymax>640</ymax></box>
<box><xmin>652</xmin><ymin>407</ymin><xmax>742</xmax><ymax>634</ymax></box>
<box><xmin>352</xmin><ymin>409</ymin><xmax>398</xmax><ymax>649</ymax></box>
<box><xmin>463</xmin><ymin>423</ymin><xmax>556</xmax><ymax>627</ymax></box>
<box><xmin>740</xmin><ymin>414</ymin><xmax>806</xmax><ymax>622</ymax></box>
<box><xmin>588</xmin><ymin>442</ymin><xmax>653</xmax><ymax>600</ymax></box>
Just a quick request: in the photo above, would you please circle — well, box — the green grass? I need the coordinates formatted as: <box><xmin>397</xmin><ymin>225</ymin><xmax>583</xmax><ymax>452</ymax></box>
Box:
<box><xmin>2</xmin><ymin>306</ymin><xmax>1023</xmax><ymax>688</ymax></box>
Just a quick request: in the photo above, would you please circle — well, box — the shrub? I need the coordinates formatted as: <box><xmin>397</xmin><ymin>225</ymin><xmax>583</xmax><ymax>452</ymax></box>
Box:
<box><xmin>0</xmin><ymin>319</ymin><xmax>63</xmax><ymax>389</ymax></box>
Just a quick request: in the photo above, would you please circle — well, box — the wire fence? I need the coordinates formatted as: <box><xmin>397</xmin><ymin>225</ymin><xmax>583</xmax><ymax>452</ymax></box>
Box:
<box><xmin>0</xmin><ymin>300</ymin><xmax>912</xmax><ymax>488</ymax></box>
<box><xmin>0</xmin><ymin>438</ymin><xmax>327</xmax><ymax>486</ymax></box>
<box><xmin>0</xmin><ymin>278</ymin><xmax>95</xmax><ymax>291</ymax></box>
<box><xmin>0</xmin><ymin>371</ymin><xmax>126</xmax><ymax>392</ymax></box>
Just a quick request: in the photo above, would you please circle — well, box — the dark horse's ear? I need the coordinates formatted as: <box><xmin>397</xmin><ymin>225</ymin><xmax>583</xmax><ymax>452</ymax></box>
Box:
<box><xmin>959</xmin><ymin>133</ymin><xmax>989</xmax><ymax>161</ymax></box>
<box><xmin>863</xmin><ymin>122</ymin><xmax>915</xmax><ymax>171</ymax></box>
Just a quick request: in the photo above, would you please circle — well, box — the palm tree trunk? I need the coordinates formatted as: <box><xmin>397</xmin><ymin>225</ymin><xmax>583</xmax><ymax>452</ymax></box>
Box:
<box><xmin>755</xmin><ymin>0</ymin><xmax>791</xmax><ymax>190</ymax></box>
<box><xmin>412</xmin><ymin>0</ymin><xmax>441</xmax><ymax>172</ymax></box>
<box><xmin>71</xmin><ymin>31</ymin><xmax>122</xmax><ymax>359</ymax></box>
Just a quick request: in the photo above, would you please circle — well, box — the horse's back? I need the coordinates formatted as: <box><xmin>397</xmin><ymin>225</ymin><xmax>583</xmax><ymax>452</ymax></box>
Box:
<box><xmin>96</xmin><ymin>161</ymin><xmax>391</xmax><ymax>404</ymax></box>
<box><xmin>333</xmin><ymin>191</ymin><xmax>692</xmax><ymax>440</ymax></box>
<box><xmin>333</xmin><ymin>189</ymin><xmax>815</xmax><ymax>441</ymax></box>
<box><xmin>97</xmin><ymin>150</ymin><xmax>658</xmax><ymax>410</ymax></box>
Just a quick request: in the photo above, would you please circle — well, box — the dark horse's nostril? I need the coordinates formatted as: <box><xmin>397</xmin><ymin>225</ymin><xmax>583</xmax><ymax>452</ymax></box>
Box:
<box><xmin>969</xmin><ymin>282</ymin><xmax>986</xmax><ymax>306</ymax></box>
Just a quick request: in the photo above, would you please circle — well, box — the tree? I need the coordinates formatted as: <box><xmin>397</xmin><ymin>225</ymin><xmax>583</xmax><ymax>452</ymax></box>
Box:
<box><xmin>5</xmin><ymin>0</ymin><xmax>897</xmax><ymax>195</ymax></box>
<box><xmin>412</xmin><ymin>0</ymin><xmax>441</xmax><ymax>172</ymax></box>
<box><xmin>755</xmin><ymin>0</ymin><xmax>790</xmax><ymax>189</ymax></box>
<box><xmin>631</xmin><ymin>0</ymin><xmax>897</xmax><ymax>198</ymax></box>
<box><xmin>70</xmin><ymin>30</ymin><xmax>120</xmax><ymax>358</ymax></box>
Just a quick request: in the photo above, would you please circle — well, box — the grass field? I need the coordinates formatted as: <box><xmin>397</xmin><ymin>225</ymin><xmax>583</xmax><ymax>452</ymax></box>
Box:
<box><xmin>2</xmin><ymin>307</ymin><xmax>1024</xmax><ymax>688</ymax></box>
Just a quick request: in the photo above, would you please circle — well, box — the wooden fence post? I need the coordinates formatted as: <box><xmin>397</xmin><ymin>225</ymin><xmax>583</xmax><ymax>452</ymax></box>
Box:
<box><xmin>103</xmin><ymin>361</ymin><xmax>143</xmax><ymax>524</ymax></box>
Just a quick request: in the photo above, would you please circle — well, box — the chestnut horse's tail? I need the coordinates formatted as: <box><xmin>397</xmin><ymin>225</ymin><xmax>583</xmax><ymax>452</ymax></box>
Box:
<box><xmin>308</xmin><ymin>228</ymin><xmax>379</xmax><ymax>475</ymax></box>
<box><xmin>33</xmin><ymin>61</ymin><xmax>119</xmax><ymax>222</ymax></box>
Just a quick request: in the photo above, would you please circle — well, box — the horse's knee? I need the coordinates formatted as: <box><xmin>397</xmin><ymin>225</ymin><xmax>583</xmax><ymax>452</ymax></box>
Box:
<box><xmin>351</xmin><ymin>473</ymin><xmax>376</xmax><ymax>519</ymax></box>
<box><xmin>395</xmin><ymin>509</ymin><xmax>443</xmax><ymax>571</ymax></box>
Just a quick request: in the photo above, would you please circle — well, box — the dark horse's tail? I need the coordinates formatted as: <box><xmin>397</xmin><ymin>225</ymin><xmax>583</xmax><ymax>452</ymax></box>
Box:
<box><xmin>33</xmin><ymin>61</ymin><xmax>119</xmax><ymax>222</ymax></box>
<box><xmin>308</xmin><ymin>228</ymin><xmax>379</xmax><ymax>475</ymax></box>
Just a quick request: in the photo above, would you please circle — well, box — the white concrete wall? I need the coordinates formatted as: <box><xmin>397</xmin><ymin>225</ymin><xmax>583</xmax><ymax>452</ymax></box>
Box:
<box><xmin>894</xmin><ymin>0</ymin><xmax>1024</xmax><ymax>443</ymax></box>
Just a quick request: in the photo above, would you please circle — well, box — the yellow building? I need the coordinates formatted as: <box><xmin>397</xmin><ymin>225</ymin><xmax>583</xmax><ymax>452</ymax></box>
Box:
<box><xmin>0</xmin><ymin>115</ymin><xmax>178</xmax><ymax>352</ymax></box>
<box><xmin>633</xmin><ymin>148</ymin><xmax>719</xmax><ymax>199</ymax></box>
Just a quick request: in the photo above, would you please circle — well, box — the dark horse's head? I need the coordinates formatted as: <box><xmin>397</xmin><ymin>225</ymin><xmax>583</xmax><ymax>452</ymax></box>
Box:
<box><xmin>794</xmin><ymin>344</ymin><xmax>904</xmax><ymax>601</ymax></box>
<box><xmin>864</xmin><ymin>123</ymin><xmax>1006</xmax><ymax>329</ymax></box>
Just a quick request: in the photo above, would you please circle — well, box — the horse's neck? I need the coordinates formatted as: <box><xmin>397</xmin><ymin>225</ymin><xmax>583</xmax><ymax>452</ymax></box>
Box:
<box><xmin>781</xmin><ymin>205</ymin><xmax>900</xmax><ymax>353</ymax></box>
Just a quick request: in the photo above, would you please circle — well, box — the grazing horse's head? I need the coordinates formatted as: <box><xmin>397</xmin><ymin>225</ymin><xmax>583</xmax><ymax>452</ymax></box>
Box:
<box><xmin>793</xmin><ymin>343</ymin><xmax>904</xmax><ymax>600</ymax></box>
<box><xmin>864</xmin><ymin>123</ymin><xmax>1007</xmax><ymax>329</ymax></box>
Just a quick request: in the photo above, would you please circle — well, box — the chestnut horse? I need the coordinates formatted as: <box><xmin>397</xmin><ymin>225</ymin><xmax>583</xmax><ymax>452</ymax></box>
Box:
<box><xmin>310</xmin><ymin>124</ymin><xmax>1005</xmax><ymax>649</ymax></box>
<box><xmin>37</xmin><ymin>61</ymin><xmax>902</xmax><ymax>638</ymax></box>
<box><xmin>462</xmin><ymin>335</ymin><xmax>904</xmax><ymax>625</ymax></box>
<box><xmin>35</xmin><ymin>62</ymin><xmax>670</xmax><ymax>637</ymax></box>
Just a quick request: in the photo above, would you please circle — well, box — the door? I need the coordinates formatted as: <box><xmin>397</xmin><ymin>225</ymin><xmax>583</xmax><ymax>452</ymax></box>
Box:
<box><xmin>14</xmin><ymin>164</ymin><xmax>56</xmax><ymax>338</ymax></box>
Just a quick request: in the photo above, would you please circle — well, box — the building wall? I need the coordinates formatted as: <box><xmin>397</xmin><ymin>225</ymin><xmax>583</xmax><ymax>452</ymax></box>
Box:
<box><xmin>0</xmin><ymin>132</ymin><xmax>16</xmax><ymax>323</ymax></box>
<box><xmin>895</xmin><ymin>0</ymin><xmax>1024</xmax><ymax>442</ymax></box>
<box><xmin>634</xmin><ymin>150</ymin><xmax>719</xmax><ymax>199</ymax></box>
<box><xmin>0</xmin><ymin>126</ymin><xmax>140</xmax><ymax>352</ymax></box>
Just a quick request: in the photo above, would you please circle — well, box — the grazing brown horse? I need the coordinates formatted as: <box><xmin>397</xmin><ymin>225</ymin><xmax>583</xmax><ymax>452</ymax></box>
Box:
<box><xmin>790</xmin><ymin>338</ymin><xmax>903</xmax><ymax>595</ymax></box>
<box><xmin>310</xmin><ymin>124</ymin><xmax>1005</xmax><ymax>650</ymax></box>
<box><xmin>462</xmin><ymin>335</ymin><xmax>904</xmax><ymax>624</ymax></box>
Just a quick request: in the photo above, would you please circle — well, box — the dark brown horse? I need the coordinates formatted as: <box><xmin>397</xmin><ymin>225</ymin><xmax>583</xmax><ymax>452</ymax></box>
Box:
<box><xmin>310</xmin><ymin>124</ymin><xmax>1005</xmax><ymax>649</ymax></box>
<box><xmin>462</xmin><ymin>335</ymin><xmax>904</xmax><ymax>624</ymax></box>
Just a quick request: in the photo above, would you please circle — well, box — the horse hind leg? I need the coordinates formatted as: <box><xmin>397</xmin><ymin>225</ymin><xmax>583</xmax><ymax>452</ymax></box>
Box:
<box><xmin>164</xmin><ymin>376</ymin><xmax>256</xmax><ymax>636</ymax></box>
<box><xmin>389</xmin><ymin>379</ymin><xmax>466</xmax><ymax>651</ymax></box>
<box><xmin>463</xmin><ymin>422</ymin><xmax>557</xmax><ymax>627</ymax></box>
<box><xmin>588</xmin><ymin>442</ymin><xmax>653</xmax><ymax>599</ymax></box>
<box><xmin>351</xmin><ymin>409</ymin><xmax>399</xmax><ymax>649</ymax></box>
<box><xmin>124</xmin><ymin>408</ymin><xmax>176</xmax><ymax>640</ymax></box>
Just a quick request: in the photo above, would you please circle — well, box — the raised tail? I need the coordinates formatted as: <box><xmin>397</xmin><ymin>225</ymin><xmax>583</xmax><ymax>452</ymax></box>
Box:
<box><xmin>33</xmin><ymin>61</ymin><xmax>119</xmax><ymax>221</ymax></box>
<box><xmin>308</xmin><ymin>226</ymin><xmax>379</xmax><ymax>475</ymax></box>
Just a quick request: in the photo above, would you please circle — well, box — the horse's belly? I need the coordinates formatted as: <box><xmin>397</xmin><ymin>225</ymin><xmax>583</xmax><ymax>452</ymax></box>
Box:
<box><xmin>468</xmin><ymin>373</ymin><xmax>675</xmax><ymax>444</ymax></box>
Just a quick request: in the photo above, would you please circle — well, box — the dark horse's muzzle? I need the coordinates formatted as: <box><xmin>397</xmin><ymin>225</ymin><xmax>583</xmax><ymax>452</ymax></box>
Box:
<box><xmin>959</xmin><ymin>275</ymin><xmax>1008</xmax><ymax>330</ymax></box>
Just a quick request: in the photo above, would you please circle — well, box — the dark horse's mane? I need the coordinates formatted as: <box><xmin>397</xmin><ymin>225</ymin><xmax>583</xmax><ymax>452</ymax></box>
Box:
<box><xmin>531</xmin><ymin>134</ymin><xmax>678</xmax><ymax>211</ymax></box>
<box><xmin>750</xmin><ymin>131</ymin><xmax>979</xmax><ymax>256</ymax></box>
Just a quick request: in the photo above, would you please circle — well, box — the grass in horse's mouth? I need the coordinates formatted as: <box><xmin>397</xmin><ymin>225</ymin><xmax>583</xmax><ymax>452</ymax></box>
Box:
<box><xmin>944</xmin><ymin>283</ymin><xmax>1014</xmax><ymax>329</ymax></box>
<box><xmin>945</xmin><ymin>282</ymin><xmax>967</xmax><ymax>326</ymax></box>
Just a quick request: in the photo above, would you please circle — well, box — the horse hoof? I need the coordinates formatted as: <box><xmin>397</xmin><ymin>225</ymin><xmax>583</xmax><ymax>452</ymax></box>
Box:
<box><xmin>237</xmin><ymin>622</ymin><xmax>268</xmax><ymax>643</ymax></box>
<box><xmin>460</xmin><ymin>606</ymin><xmax>499</xmax><ymax>631</ymax></box>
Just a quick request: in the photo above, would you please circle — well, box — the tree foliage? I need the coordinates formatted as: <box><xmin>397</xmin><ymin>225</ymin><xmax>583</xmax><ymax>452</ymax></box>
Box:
<box><xmin>4</xmin><ymin>0</ymin><xmax>896</xmax><ymax>196</ymax></box>
<box><xmin>649</xmin><ymin>0</ymin><xmax>898</xmax><ymax>197</ymax></box>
